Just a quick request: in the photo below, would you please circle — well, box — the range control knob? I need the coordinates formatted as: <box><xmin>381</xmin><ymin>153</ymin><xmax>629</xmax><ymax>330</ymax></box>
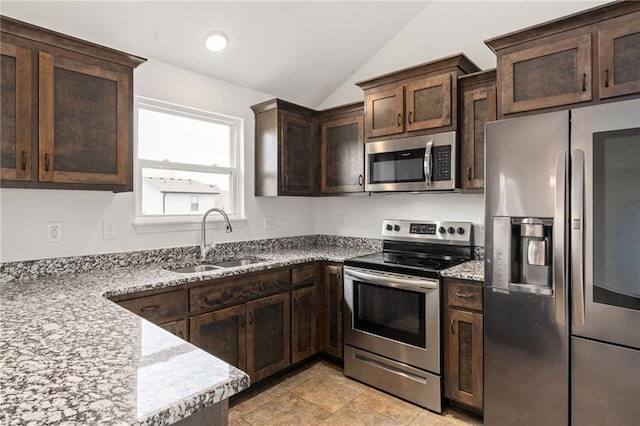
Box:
<box><xmin>457</xmin><ymin>227</ymin><xmax>465</xmax><ymax>235</ymax></box>
<box><xmin>386</xmin><ymin>224</ymin><xmax>393</xmax><ymax>231</ymax></box>
<box><xmin>447</xmin><ymin>227</ymin><xmax>455</xmax><ymax>234</ymax></box>
<box><xmin>438</xmin><ymin>226</ymin><xmax>446</xmax><ymax>234</ymax></box>
<box><xmin>394</xmin><ymin>225</ymin><xmax>401</xmax><ymax>232</ymax></box>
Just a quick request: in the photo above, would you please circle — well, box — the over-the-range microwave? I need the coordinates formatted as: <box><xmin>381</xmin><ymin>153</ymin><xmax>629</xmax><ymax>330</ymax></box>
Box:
<box><xmin>364</xmin><ymin>131</ymin><xmax>457</xmax><ymax>192</ymax></box>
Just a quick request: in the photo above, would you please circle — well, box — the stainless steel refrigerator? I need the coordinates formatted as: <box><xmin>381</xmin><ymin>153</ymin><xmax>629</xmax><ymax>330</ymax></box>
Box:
<box><xmin>484</xmin><ymin>98</ymin><xmax>640</xmax><ymax>425</ymax></box>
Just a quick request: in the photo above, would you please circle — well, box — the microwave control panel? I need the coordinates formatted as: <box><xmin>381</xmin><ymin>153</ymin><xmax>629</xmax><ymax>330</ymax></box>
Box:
<box><xmin>432</xmin><ymin>146</ymin><xmax>451</xmax><ymax>181</ymax></box>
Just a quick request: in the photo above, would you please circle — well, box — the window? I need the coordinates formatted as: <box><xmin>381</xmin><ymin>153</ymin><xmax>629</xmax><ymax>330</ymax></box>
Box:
<box><xmin>135</xmin><ymin>97</ymin><xmax>243</xmax><ymax>223</ymax></box>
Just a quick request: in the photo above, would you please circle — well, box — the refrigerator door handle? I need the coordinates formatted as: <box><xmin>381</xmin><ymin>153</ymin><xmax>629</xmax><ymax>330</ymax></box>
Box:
<box><xmin>572</xmin><ymin>149</ymin><xmax>586</xmax><ymax>328</ymax></box>
<box><xmin>554</xmin><ymin>150</ymin><xmax>567</xmax><ymax>325</ymax></box>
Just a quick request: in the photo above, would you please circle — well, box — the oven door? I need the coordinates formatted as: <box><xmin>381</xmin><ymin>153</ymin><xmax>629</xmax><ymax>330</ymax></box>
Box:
<box><xmin>344</xmin><ymin>266</ymin><xmax>440</xmax><ymax>373</ymax></box>
<box><xmin>364</xmin><ymin>132</ymin><xmax>456</xmax><ymax>192</ymax></box>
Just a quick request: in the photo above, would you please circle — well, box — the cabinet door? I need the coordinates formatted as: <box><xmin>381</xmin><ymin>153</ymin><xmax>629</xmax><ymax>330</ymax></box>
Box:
<box><xmin>406</xmin><ymin>73</ymin><xmax>452</xmax><ymax>131</ymax></box>
<box><xmin>323</xmin><ymin>264</ymin><xmax>343</xmax><ymax>359</ymax></box>
<box><xmin>461</xmin><ymin>84</ymin><xmax>496</xmax><ymax>193</ymax></box>
<box><xmin>38</xmin><ymin>51</ymin><xmax>130</xmax><ymax>185</ymax></box>
<box><xmin>320</xmin><ymin>115</ymin><xmax>364</xmax><ymax>193</ymax></box>
<box><xmin>280</xmin><ymin>111</ymin><xmax>316</xmax><ymax>195</ymax></box>
<box><xmin>190</xmin><ymin>305</ymin><xmax>246</xmax><ymax>371</ymax></box>
<box><xmin>500</xmin><ymin>34</ymin><xmax>592</xmax><ymax>114</ymax></box>
<box><xmin>0</xmin><ymin>41</ymin><xmax>32</xmax><ymax>181</ymax></box>
<box><xmin>160</xmin><ymin>319</ymin><xmax>188</xmax><ymax>340</ymax></box>
<box><xmin>365</xmin><ymin>86</ymin><xmax>404</xmax><ymax>138</ymax></box>
<box><xmin>291</xmin><ymin>286</ymin><xmax>318</xmax><ymax>363</ymax></box>
<box><xmin>246</xmin><ymin>292</ymin><xmax>291</xmax><ymax>381</ymax></box>
<box><xmin>598</xmin><ymin>14</ymin><xmax>640</xmax><ymax>99</ymax></box>
<box><xmin>445</xmin><ymin>308</ymin><xmax>483</xmax><ymax>411</ymax></box>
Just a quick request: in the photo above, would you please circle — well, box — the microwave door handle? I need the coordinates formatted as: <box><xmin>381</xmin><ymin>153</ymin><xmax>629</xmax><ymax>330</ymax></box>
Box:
<box><xmin>424</xmin><ymin>138</ymin><xmax>433</xmax><ymax>187</ymax></box>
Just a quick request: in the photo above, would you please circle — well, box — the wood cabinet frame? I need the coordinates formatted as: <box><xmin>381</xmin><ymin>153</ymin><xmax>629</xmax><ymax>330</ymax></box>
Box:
<box><xmin>319</xmin><ymin>114</ymin><xmax>364</xmax><ymax>194</ymax></box>
<box><xmin>406</xmin><ymin>73</ymin><xmax>452</xmax><ymax>131</ymax></box>
<box><xmin>598</xmin><ymin>14</ymin><xmax>640</xmax><ymax>99</ymax></box>
<box><xmin>0</xmin><ymin>41</ymin><xmax>32</xmax><ymax>181</ymax></box>
<box><xmin>291</xmin><ymin>285</ymin><xmax>318</xmax><ymax>363</ymax></box>
<box><xmin>322</xmin><ymin>264</ymin><xmax>343</xmax><ymax>359</ymax></box>
<box><xmin>365</xmin><ymin>86</ymin><xmax>404</xmax><ymax>138</ymax></box>
<box><xmin>501</xmin><ymin>33</ymin><xmax>592</xmax><ymax>114</ymax></box>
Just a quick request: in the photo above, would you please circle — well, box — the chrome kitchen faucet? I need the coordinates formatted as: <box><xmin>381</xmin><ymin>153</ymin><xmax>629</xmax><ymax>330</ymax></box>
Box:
<box><xmin>200</xmin><ymin>208</ymin><xmax>233</xmax><ymax>262</ymax></box>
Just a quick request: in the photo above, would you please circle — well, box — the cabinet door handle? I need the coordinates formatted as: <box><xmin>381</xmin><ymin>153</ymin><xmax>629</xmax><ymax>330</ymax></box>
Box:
<box><xmin>249</xmin><ymin>312</ymin><xmax>254</xmax><ymax>325</ymax></box>
<box><xmin>604</xmin><ymin>69</ymin><xmax>609</xmax><ymax>88</ymax></box>
<box><xmin>582</xmin><ymin>73</ymin><xmax>587</xmax><ymax>92</ymax></box>
<box><xmin>408</xmin><ymin>111</ymin><xmax>413</xmax><ymax>124</ymax></box>
<box><xmin>203</xmin><ymin>296</ymin><xmax>216</xmax><ymax>306</ymax></box>
<box><xmin>467</xmin><ymin>166</ymin><xmax>472</xmax><ymax>182</ymax></box>
<box><xmin>358</xmin><ymin>174</ymin><xmax>364</xmax><ymax>186</ymax></box>
<box><xmin>397</xmin><ymin>113</ymin><xmax>402</xmax><ymax>127</ymax></box>
<box><xmin>21</xmin><ymin>151</ymin><xmax>27</xmax><ymax>170</ymax></box>
<box><xmin>239</xmin><ymin>314</ymin><xmax>245</xmax><ymax>327</ymax></box>
<box><xmin>455</xmin><ymin>292</ymin><xmax>473</xmax><ymax>299</ymax></box>
<box><xmin>141</xmin><ymin>304</ymin><xmax>160</xmax><ymax>312</ymax></box>
<box><xmin>450</xmin><ymin>318</ymin><xmax>455</xmax><ymax>334</ymax></box>
<box><xmin>45</xmin><ymin>153</ymin><xmax>51</xmax><ymax>172</ymax></box>
<box><xmin>284</xmin><ymin>173</ymin><xmax>289</xmax><ymax>188</ymax></box>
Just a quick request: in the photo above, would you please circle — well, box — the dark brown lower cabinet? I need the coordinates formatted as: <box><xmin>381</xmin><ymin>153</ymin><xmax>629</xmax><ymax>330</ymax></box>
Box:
<box><xmin>291</xmin><ymin>285</ymin><xmax>317</xmax><ymax>363</ymax></box>
<box><xmin>322</xmin><ymin>264</ymin><xmax>343</xmax><ymax>360</ymax></box>
<box><xmin>444</xmin><ymin>278</ymin><xmax>484</xmax><ymax>413</ymax></box>
<box><xmin>190</xmin><ymin>305</ymin><xmax>247</xmax><ymax>372</ymax></box>
<box><xmin>159</xmin><ymin>319</ymin><xmax>188</xmax><ymax>340</ymax></box>
<box><xmin>246</xmin><ymin>292</ymin><xmax>291</xmax><ymax>381</ymax></box>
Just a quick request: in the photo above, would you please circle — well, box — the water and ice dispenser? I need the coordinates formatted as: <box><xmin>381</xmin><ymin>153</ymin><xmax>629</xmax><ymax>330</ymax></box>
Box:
<box><xmin>492</xmin><ymin>216</ymin><xmax>554</xmax><ymax>295</ymax></box>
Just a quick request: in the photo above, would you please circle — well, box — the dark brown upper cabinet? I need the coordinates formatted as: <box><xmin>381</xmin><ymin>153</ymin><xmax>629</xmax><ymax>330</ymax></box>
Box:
<box><xmin>319</xmin><ymin>102</ymin><xmax>365</xmax><ymax>194</ymax></box>
<box><xmin>0</xmin><ymin>40</ymin><xmax>32</xmax><ymax>182</ymax></box>
<box><xmin>0</xmin><ymin>16</ymin><xmax>145</xmax><ymax>191</ymax></box>
<box><xmin>357</xmin><ymin>54</ymin><xmax>480</xmax><ymax>142</ymax></box>
<box><xmin>485</xmin><ymin>2</ymin><xmax>640</xmax><ymax>117</ymax></box>
<box><xmin>458</xmin><ymin>70</ymin><xmax>496</xmax><ymax>194</ymax></box>
<box><xmin>252</xmin><ymin>99</ymin><xmax>317</xmax><ymax>196</ymax></box>
<box><xmin>597</xmin><ymin>11</ymin><xmax>640</xmax><ymax>99</ymax></box>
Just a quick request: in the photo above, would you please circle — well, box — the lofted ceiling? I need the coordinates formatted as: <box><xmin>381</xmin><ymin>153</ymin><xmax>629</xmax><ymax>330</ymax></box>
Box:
<box><xmin>1</xmin><ymin>1</ymin><xmax>608</xmax><ymax>108</ymax></box>
<box><xmin>0</xmin><ymin>1</ymin><xmax>428</xmax><ymax>108</ymax></box>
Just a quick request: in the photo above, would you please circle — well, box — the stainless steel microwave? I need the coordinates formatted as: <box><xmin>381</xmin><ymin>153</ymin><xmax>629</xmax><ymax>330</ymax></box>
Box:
<box><xmin>364</xmin><ymin>132</ymin><xmax>457</xmax><ymax>192</ymax></box>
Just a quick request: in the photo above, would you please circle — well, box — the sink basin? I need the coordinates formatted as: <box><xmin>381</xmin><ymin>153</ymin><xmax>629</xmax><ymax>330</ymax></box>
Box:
<box><xmin>167</xmin><ymin>264</ymin><xmax>221</xmax><ymax>273</ymax></box>
<box><xmin>211</xmin><ymin>258</ymin><xmax>264</xmax><ymax>268</ymax></box>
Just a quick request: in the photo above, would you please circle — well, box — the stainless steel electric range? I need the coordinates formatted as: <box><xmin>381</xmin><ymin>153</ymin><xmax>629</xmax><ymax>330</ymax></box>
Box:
<box><xmin>343</xmin><ymin>219</ymin><xmax>473</xmax><ymax>413</ymax></box>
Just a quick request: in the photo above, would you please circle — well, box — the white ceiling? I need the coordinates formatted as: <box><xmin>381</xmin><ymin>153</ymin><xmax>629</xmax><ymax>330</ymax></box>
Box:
<box><xmin>0</xmin><ymin>1</ymin><xmax>428</xmax><ymax>108</ymax></box>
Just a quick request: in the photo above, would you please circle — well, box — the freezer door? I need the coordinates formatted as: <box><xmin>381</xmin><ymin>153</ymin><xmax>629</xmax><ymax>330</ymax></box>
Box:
<box><xmin>571</xmin><ymin>99</ymin><xmax>640</xmax><ymax>349</ymax></box>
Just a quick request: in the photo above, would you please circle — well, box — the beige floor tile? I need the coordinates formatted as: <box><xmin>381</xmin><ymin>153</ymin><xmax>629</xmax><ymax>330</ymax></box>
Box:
<box><xmin>293</xmin><ymin>372</ymin><xmax>368</xmax><ymax>413</ymax></box>
<box><xmin>353</xmin><ymin>387</ymin><xmax>422</xmax><ymax>424</ymax></box>
<box><xmin>409</xmin><ymin>409</ymin><xmax>456</xmax><ymax>426</ymax></box>
<box><xmin>229</xmin><ymin>416</ymin><xmax>252</xmax><ymax>426</ymax></box>
<box><xmin>320</xmin><ymin>401</ymin><xmax>405</xmax><ymax>426</ymax></box>
<box><xmin>229</xmin><ymin>393</ymin><xmax>269</xmax><ymax>418</ymax></box>
<box><xmin>242</xmin><ymin>393</ymin><xmax>332</xmax><ymax>426</ymax></box>
<box><xmin>440</xmin><ymin>407</ymin><xmax>482</xmax><ymax>425</ymax></box>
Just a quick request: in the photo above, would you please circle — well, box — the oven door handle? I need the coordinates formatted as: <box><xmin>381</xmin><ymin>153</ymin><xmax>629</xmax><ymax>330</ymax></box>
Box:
<box><xmin>344</xmin><ymin>268</ymin><xmax>438</xmax><ymax>292</ymax></box>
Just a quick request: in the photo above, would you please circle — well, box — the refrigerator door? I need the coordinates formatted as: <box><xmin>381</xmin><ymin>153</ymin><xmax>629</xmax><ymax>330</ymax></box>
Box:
<box><xmin>485</xmin><ymin>111</ymin><xmax>569</xmax><ymax>425</ymax></box>
<box><xmin>571</xmin><ymin>98</ymin><xmax>640</xmax><ymax>349</ymax></box>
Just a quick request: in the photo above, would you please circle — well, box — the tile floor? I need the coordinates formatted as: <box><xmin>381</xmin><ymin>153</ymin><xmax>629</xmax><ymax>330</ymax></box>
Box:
<box><xmin>229</xmin><ymin>360</ymin><xmax>482</xmax><ymax>426</ymax></box>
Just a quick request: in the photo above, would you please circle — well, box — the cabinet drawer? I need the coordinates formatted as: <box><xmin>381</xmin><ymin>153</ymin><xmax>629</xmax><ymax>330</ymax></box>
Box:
<box><xmin>447</xmin><ymin>281</ymin><xmax>483</xmax><ymax>311</ymax></box>
<box><xmin>292</xmin><ymin>263</ymin><xmax>320</xmax><ymax>287</ymax></box>
<box><xmin>190</xmin><ymin>269</ymin><xmax>290</xmax><ymax>313</ymax></box>
<box><xmin>119</xmin><ymin>290</ymin><xmax>186</xmax><ymax>324</ymax></box>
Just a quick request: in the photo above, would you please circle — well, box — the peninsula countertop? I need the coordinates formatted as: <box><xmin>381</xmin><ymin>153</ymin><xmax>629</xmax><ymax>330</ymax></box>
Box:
<box><xmin>0</xmin><ymin>244</ymin><xmax>377</xmax><ymax>425</ymax></box>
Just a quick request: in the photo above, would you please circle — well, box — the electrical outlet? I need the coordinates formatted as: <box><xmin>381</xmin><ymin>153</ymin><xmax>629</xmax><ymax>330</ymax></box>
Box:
<box><xmin>46</xmin><ymin>221</ymin><xmax>63</xmax><ymax>243</ymax></box>
<box><xmin>264</xmin><ymin>216</ymin><xmax>276</xmax><ymax>230</ymax></box>
<box><xmin>103</xmin><ymin>221</ymin><xmax>117</xmax><ymax>240</ymax></box>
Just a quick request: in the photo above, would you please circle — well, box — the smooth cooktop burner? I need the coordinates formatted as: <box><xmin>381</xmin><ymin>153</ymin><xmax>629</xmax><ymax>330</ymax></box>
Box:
<box><xmin>344</xmin><ymin>250</ymin><xmax>469</xmax><ymax>279</ymax></box>
<box><xmin>383</xmin><ymin>252</ymin><xmax>462</xmax><ymax>270</ymax></box>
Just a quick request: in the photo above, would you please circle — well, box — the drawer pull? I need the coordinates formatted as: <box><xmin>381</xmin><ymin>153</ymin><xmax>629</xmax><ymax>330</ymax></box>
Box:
<box><xmin>141</xmin><ymin>304</ymin><xmax>160</xmax><ymax>312</ymax></box>
<box><xmin>455</xmin><ymin>292</ymin><xmax>473</xmax><ymax>299</ymax></box>
<box><xmin>203</xmin><ymin>296</ymin><xmax>216</xmax><ymax>306</ymax></box>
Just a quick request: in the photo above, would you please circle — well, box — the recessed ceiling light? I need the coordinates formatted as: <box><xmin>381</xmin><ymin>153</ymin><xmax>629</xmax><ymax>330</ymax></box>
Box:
<box><xmin>205</xmin><ymin>31</ymin><xmax>228</xmax><ymax>52</ymax></box>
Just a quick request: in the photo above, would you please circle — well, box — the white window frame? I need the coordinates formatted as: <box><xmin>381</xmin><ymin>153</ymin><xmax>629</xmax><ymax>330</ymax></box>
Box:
<box><xmin>133</xmin><ymin>96</ymin><xmax>245</xmax><ymax>231</ymax></box>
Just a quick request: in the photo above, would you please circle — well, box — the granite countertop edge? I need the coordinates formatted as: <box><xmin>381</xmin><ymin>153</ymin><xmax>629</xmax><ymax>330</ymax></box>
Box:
<box><xmin>440</xmin><ymin>259</ymin><xmax>485</xmax><ymax>282</ymax></box>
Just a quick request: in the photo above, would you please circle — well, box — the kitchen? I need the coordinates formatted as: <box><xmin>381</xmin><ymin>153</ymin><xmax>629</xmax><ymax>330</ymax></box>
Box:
<box><xmin>1</xmin><ymin>1</ymin><xmax>638</xmax><ymax>425</ymax></box>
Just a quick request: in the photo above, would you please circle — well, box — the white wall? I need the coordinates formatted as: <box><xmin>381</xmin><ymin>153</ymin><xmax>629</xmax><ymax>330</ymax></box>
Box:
<box><xmin>0</xmin><ymin>60</ymin><xmax>316</xmax><ymax>262</ymax></box>
<box><xmin>313</xmin><ymin>1</ymin><xmax>603</xmax><ymax>244</ymax></box>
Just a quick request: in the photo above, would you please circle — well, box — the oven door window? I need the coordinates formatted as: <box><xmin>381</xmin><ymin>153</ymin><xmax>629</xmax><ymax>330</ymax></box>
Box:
<box><xmin>369</xmin><ymin>148</ymin><xmax>425</xmax><ymax>184</ymax></box>
<box><xmin>353</xmin><ymin>280</ymin><xmax>426</xmax><ymax>348</ymax></box>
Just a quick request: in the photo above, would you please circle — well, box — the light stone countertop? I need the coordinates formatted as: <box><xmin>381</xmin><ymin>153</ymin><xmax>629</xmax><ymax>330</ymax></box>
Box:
<box><xmin>0</xmin><ymin>245</ymin><xmax>377</xmax><ymax>425</ymax></box>
<box><xmin>441</xmin><ymin>260</ymin><xmax>485</xmax><ymax>282</ymax></box>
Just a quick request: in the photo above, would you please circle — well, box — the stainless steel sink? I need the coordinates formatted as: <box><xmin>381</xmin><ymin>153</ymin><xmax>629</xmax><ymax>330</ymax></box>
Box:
<box><xmin>210</xmin><ymin>258</ymin><xmax>264</xmax><ymax>268</ymax></box>
<box><xmin>167</xmin><ymin>264</ymin><xmax>221</xmax><ymax>273</ymax></box>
